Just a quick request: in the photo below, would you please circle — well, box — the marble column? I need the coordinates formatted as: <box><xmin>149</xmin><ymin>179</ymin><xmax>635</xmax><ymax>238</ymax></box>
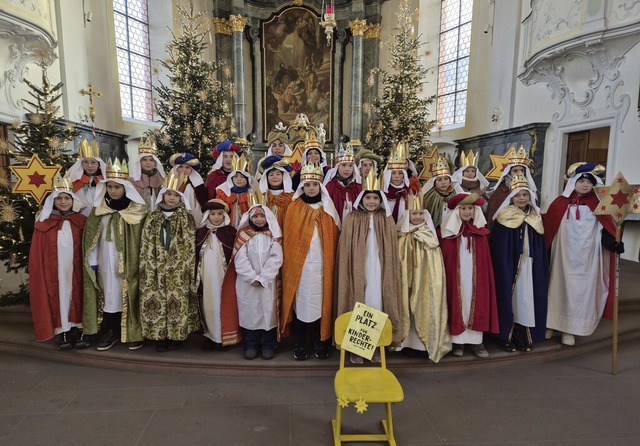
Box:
<box><xmin>229</xmin><ymin>15</ymin><xmax>248</xmax><ymax>139</ymax></box>
<box><xmin>332</xmin><ymin>28</ymin><xmax>349</xmax><ymax>145</ymax></box>
<box><xmin>349</xmin><ymin>19</ymin><xmax>367</xmax><ymax>142</ymax></box>
<box><xmin>247</xmin><ymin>25</ymin><xmax>262</xmax><ymax>143</ymax></box>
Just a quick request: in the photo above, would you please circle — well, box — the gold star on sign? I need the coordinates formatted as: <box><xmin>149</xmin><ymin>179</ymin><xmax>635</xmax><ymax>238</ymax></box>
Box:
<box><xmin>355</xmin><ymin>398</ymin><xmax>368</xmax><ymax>414</ymax></box>
<box><xmin>10</xmin><ymin>154</ymin><xmax>61</xmax><ymax>204</ymax></box>
<box><xmin>485</xmin><ymin>150</ymin><xmax>512</xmax><ymax>180</ymax></box>
<box><xmin>418</xmin><ymin>147</ymin><xmax>440</xmax><ymax>180</ymax></box>
<box><xmin>593</xmin><ymin>171</ymin><xmax>640</xmax><ymax>225</ymax></box>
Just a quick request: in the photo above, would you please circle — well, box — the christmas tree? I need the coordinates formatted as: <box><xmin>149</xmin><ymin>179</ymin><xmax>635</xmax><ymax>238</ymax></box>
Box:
<box><xmin>0</xmin><ymin>67</ymin><xmax>78</xmax><ymax>306</ymax></box>
<box><xmin>365</xmin><ymin>0</ymin><xmax>436</xmax><ymax>163</ymax></box>
<box><xmin>151</xmin><ymin>1</ymin><xmax>232</xmax><ymax>172</ymax></box>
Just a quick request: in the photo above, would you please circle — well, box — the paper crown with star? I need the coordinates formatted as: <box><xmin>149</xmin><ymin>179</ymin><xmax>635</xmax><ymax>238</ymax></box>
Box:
<box><xmin>105</xmin><ymin>157</ymin><xmax>129</xmax><ymax>180</ymax></box>
<box><xmin>508</xmin><ymin>145</ymin><xmax>533</xmax><ymax>166</ymax></box>
<box><xmin>387</xmin><ymin>142</ymin><xmax>408</xmax><ymax>170</ymax></box>
<box><xmin>433</xmin><ymin>155</ymin><xmax>451</xmax><ymax>177</ymax></box>
<box><xmin>78</xmin><ymin>138</ymin><xmax>100</xmax><ymax>159</ymax></box>
<box><xmin>299</xmin><ymin>163</ymin><xmax>324</xmax><ymax>183</ymax></box>
<box><xmin>161</xmin><ymin>170</ymin><xmax>188</xmax><ymax>192</ymax></box>
<box><xmin>53</xmin><ymin>172</ymin><xmax>73</xmax><ymax>192</ymax></box>
<box><xmin>304</xmin><ymin>131</ymin><xmax>322</xmax><ymax>151</ymax></box>
<box><xmin>138</xmin><ymin>136</ymin><xmax>158</xmax><ymax>155</ymax></box>
<box><xmin>335</xmin><ymin>144</ymin><xmax>355</xmax><ymax>165</ymax></box>
<box><xmin>460</xmin><ymin>150</ymin><xmax>478</xmax><ymax>168</ymax></box>
<box><xmin>509</xmin><ymin>174</ymin><xmax>530</xmax><ymax>191</ymax></box>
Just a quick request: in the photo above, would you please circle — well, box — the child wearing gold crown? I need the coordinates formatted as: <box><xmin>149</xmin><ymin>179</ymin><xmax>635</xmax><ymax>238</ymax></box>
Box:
<box><xmin>128</xmin><ymin>137</ymin><xmax>166</xmax><ymax>211</ymax></box>
<box><xmin>280</xmin><ymin>163</ymin><xmax>340</xmax><ymax>360</ymax></box>
<box><xmin>196</xmin><ymin>199</ymin><xmax>237</xmax><ymax>350</ymax></box>
<box><xmin>215</xmin><ymin>155</ymin><xmax>259</xmax><ymax>228</ymax></box>
<box><xmin>291</xmin><ymin>131</ymin><xmax>330</xmax><ymax>190</ymax></box>
<box><xmin>67</xmin><ymin>139</ymin><xmax>106</xmax><ymax>216</ymax></box>
<box><xmin>139</xmin><ymin>171</ymin><xmax>200</xmax><ymax>352</ymax></box>
<box><xmin>335</xmin><ymin>170</ymin><xmax>404</xmax><ymax>364</ymax></box>
<box><xmin>490</xmin><ymin>175</ymin><xmax>548</xmax><ymax>352</ymax></box>
<box><xmin>29</xmin><ymin>174</ymin><xmax>90</xmax><ymax>350</ymax></box>
<box><xmin>383</xmin><ymin>142</ymin><xmax>416</xmax><ymax>223</ymax></box>
<box><xmin>452</xmin><ymin>150</ymin><xmax>490</xmax><ymax>199</ymax></box>
<box><xmin>440</xmin><ymin>193</ymin><xmax>498</xmax><ymax>358</ymax></box>
<box><xmin>422</xmin><ymin>155</ymin><xmax>463</xmax><ymax>227</ymax></box>
<box><xmin>486</xmin><ymin>145</ymin><xmax>537</xmax><ymax>229</ymax></box>
<box><xmin>543</xmin><ymin>163</ymin><xmax>621</xmax><ymax>346</ymax></box>
<box><xmin>83</xmin><ymin>158</ymin><xmax>147</xmax><ymax>351</ymax></box>
<box><xmin>396</xmin><ymin>194</ymin><xmax>452</xmax><ymax>363</ymax></box>
<box><xmin>323</xmin><ymin>143</ymin><xmax>362</xmax><ymax>223</ymax></box>
<box><xmin>221</xmin><ymin>204</ymin><xmax>283</xmax><ymax>359</ymax></box>
<box><xmin>169</xmin><ymin>153</ymin><xmax>208</xmax><ymax>229</ymax></box>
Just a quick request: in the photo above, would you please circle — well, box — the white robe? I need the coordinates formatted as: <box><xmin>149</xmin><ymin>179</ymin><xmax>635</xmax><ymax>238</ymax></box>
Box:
<box><xmin>182</xmin><ymin>183</ymin><xmax>203</xmax><ymax>229</ymax></box>
<box><xmin>547</xmin><ymin>205</ymin><xmax>610</xmax><ymax>336</ymax></box>
<box><xmin>87</xmin><ymin>214</ymin><xmax>123</xmax><ymax>313</ymax></box>
<box><xmin>451</xmin><ymin>234</ymin><xmax>484</xmax><ymax>345</ymax></box>
<box><xmin>75</xmin><ymin>184</ymin><xmax>98</xmax><ymax>217</ymax></box>
<box><xmin>295</xmin><ymin>203</ymin><xmax>324</xmax><ymax>323</ymax></box>
<box><xmin>364</xmin><ymin>213</ymin><xmax>383</xmax><ymax>311</ymax></box>
<box><xmin>56</xmin><ymin>220</ymin><xmax>81</xmax><ymax>333</ymax></box>
<box><xmin>200</xmin><ymin>231</ymin><xmax>227</xmax><ymax>342</ymax></box>
<box><xmin>512</xmin><ymin>228</ymin><xmax>536</xmax><ymax>327</ymax></box>
<box><xmin>235</xmin><ymin>232</ymin><xmax>283</xmax><ymax>331</ymax></box>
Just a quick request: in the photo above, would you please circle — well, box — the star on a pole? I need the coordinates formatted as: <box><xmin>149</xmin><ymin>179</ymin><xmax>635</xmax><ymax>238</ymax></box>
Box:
<box><xmin>10</xmin><ymin>154</ymin><xmax>61</xmax><ymax>204</ymax></box>
<box><xmin>485</xmin><ymin>148</ymin><xmax>516</xmax><ymax>180</ymax></box>
<box><xmin>594</xmin><ymin>171</ymin><xmax>640</xmax><ymax>225</ymax></box>
<box><xmin>286</xmin><ymin>143</ymin><xmax>305</xmax><ymax>172</ymax></box>
<box><xmin>418</xmin><ymin>147</ymin><xmax>440</xmax><ymax>180</ymax></box>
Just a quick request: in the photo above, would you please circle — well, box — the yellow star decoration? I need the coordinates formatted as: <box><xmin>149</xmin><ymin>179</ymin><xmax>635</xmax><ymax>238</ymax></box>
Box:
<box><xmin>593</xmin><ymin>171</ymin><xmax>640</xmax><ymax>225</ymax></box>
<box><xmin>9</xmin><ymin>154</ymin><xmax>61</xmax><ymax>204</ymax></box>
<box><xmin>485</xmin><ymin>150</ymin><xmax>513</xmax><ymax>180</ymax></box>
<box><xmin>286</xmin><ymin>143</ymin><xmax>305</xmax><ymax>172</ymax></box>
<box><xmin>355</xmin><ymin>398</ymin><xmax>368</xmax><ymax>414</ymax></box>
<box><xmin>337</xmin><ymin>395</ymin><xmax>349</xmax><ymax>409</ymax></box>
<box><xmin>418</xmin><ymin>147</ymin><xmax>440</xmax><ymax>180</ymax></box>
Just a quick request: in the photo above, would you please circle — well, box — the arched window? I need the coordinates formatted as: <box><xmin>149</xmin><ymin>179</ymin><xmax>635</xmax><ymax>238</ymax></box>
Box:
<box><xmin>113</xmin><ymin>0</ymin><xmax>153</xmax><ymax>121</ymax></box>
<box><xmin>437</xmin><ymin>0</ymin><xmax>472</xmax><ymax>126</ymax></box>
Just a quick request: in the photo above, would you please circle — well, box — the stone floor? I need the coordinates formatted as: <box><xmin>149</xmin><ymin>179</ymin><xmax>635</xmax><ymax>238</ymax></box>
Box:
<box><xmin>1</xmin><ymin>339</ymin><xmax>640</xmax><ymax>445</ymax></box>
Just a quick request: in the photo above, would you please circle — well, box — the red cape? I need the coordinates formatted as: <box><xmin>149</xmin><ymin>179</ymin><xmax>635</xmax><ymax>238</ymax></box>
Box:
<box><xmin>29</xmin><ymin>213</ymin><xmax>86</xmax><ymax>341</ymax></box>
<box><xmin>324</xmin><ymin>178</ymin><xmax>361</xmax><ymax>222</ymax></box>
<box><xmin>542</xmin><ymin>191</ymin><xmax>617</xmax><ymax>320</ymax></box>
<box><xmin>439</xmin><ymin>223</ymin><xmax>499</xmax><ymax>336</ymax></box>
<box><xmin>206</xmin><ymin>169</ymin><xmax>230</xmax><ymax>199</ymax></box>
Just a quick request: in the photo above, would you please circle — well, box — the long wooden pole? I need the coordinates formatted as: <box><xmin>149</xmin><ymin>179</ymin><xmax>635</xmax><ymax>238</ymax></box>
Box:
<box><xmin>612</xmin><ymin>224</ymin><xmax>623</xmax><ymax>375</ymax></box>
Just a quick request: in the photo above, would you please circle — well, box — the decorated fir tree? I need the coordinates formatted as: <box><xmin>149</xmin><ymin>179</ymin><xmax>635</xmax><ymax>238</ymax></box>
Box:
<box><xmin>365</xmin><ymin>0</ymin><xmax>436</xmax><ymax>163</ymax></box>
<box><xmin>151</xmin><ymin>2</ymin><xmax>232</xmax><ymax>172</ymax></box>
<box><xmin>0</xmin><ymin>67</ymin><xmax>78</xmax><ymax>305</ymax></box>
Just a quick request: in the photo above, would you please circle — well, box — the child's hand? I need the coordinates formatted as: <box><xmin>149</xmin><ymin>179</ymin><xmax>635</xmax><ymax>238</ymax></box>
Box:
<box><xmin>251</xmin><ymin>280</ymin><xmax>262</xmax><ymax>287</ymax></box>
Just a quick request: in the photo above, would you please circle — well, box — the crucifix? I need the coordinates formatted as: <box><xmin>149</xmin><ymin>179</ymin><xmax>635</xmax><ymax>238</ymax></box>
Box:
<box><xmin>79</xmin><ymin>83</ymin><xmax>102</xmax><ymax>123</ymax></box>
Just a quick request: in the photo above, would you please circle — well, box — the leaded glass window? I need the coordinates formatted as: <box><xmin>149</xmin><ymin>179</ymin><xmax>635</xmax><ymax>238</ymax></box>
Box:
<box><xmin>437</xmin><ymin>0</ymin><xmax>472</xmax><ymax>126</ymax></box>
<box><xmin>114</xmin><ymin>0</ymin><xmax>152</xmax><ymax>121</ymax></box>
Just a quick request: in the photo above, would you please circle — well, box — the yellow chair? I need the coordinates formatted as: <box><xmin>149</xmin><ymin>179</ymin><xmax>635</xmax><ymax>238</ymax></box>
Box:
<box><xmin>332</xmin><ymin>311</ymin><xmax>404</xmax><ymax>445</ymax></box>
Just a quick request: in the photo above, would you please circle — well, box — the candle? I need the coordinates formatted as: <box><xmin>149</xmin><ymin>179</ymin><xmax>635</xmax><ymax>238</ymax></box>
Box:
<box><xmin>326</xmin><ymin>3</ymin><xmax>333</xmax><ymax>14</ymax></box>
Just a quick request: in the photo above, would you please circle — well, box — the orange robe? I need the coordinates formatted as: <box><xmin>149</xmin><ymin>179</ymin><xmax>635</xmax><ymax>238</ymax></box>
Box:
<box><xmin>280</xmin><ymin>199</ymin><xmax>340</xmax><ymax>341</ymax></box>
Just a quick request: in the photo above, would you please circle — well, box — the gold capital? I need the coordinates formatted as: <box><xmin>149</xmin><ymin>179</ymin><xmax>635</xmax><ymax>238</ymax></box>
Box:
<box><xmin>229</xmin><ymin>15</ymin><xmax>248</xmax><ymax>33</ymax></box>
<box><xmin>364</xmin><ymin>23</ymin><xmax>382</xmax><ymax>39</ymax></box>
<box><xmin>349</xmin><ymin>19</ymin><xmax>368</xmax><ymax>37</ymax></box>
<box><xmin>212</xmin><ymin>17</ymin><xmax>232</xmax><ymax>35</ymax></box>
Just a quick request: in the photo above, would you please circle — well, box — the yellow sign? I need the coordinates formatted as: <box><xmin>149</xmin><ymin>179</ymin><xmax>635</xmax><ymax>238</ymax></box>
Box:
<box><xmin>341</xmin><ymin>302</ymin><xmax>388</xmax><ymax>360</ymax></box>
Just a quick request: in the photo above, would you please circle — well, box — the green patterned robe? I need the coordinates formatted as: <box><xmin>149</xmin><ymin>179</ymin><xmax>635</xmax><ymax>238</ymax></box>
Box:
<box><xmin>139</xmin><ymin>205</ymin><xmax>200</xmax><ymax>340</ymax></box>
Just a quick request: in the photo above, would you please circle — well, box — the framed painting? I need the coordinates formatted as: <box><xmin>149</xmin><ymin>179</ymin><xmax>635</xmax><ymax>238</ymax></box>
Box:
<box><xmin>262</xmin><ymin>7</ymin><xmax>333</xmax><ymax>141</ymax></box>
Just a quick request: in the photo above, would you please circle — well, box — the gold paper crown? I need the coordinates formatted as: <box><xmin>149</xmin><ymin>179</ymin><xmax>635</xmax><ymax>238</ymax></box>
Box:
<box><xmin>138</xmin><ymin>136</ymin><xmax>158</xmax><ymax>155</ymax></box>
<box><xmin>460</xmin><ymin>150</ymin><xmax>478</xmax><ymax>168</ymax></box>
<box><xmin>508</xmin><ymin>145</ymin><xmax>533</xmax><ymax>166</ymax></box>
<box><xmin>433</xmin><ymin>155</ymin><xmax>451</xmax><ymax>177</ymax></box>
<box><xmin>304</xmin><ymin>131</ymin><xmax>322</xmax><ymax>150</ymax></box>
<box><xmin>247</xmin><ymin>192</ymin><xmax>263</xmax><ymax>207</ymax></box>
<box><xmin>53</xmin><ymin>172</ymin><xmax>73</xmax><ymax>192</ymax></box>
<box><xmin>78</xmin><ymin>138</ymin><xmax>100</xmax><ymax>159</ymax></box>
<box><xmin>105</xmin><ymin>157</ymin><xmax>129</xmax><ymax>180</ymax></box>
<box><xmin>510</xmin><ymin>174</ymin><xmax>530</xmax><ymax>191</ymax></box>
<box><xmin>232</xmin><ymin>154</ymin><xmax>250</xmax><ymax>172</ymax></box>
<box><xmin>300</xmin><ymin>163</ymin><xmax>324</xmax><ymax>183</ymax></box>
<box><xmin>362</xmin><ymin>169</ymin><xmax>381</xmax><ymax>192</ymax></box>
<box><xmin>335</xmin><ymin>144</ymin><xmax>355</xmax><ymax>165</ymax></box>
<box><xmin>387</xmin><ymin>142</ymin><xmax>408</xmax><ymax>170</ymax></box>
<box><xmin>162</xmin><ymin>170</ymin><xmax>188</xmax><ymax>192</ymax></box>
<box><xmin>408</xmin><ymin>193</ymin><xmax>423</xmax><ymax>210</ymax></box>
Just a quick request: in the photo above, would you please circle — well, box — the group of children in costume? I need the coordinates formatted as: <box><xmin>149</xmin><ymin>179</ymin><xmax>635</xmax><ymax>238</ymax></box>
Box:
<box><xmin>29</xmin><ymin>130</ymin><xmax>622</xmax><ymax>363</ymax></box>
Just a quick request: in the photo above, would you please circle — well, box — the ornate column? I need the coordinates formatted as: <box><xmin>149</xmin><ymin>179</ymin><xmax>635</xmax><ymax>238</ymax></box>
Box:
<box><xmin>332</xmin><ymin>28</ymin><xmax>349</xmax><ymax>145</ymax></box>
<box><xmin>362</xmin><ymin>22</ymin><xmax>382</xmax><ymax>139</ymax></box>
<box><xmin>247</xmin><ymin>25</ymin><xmax>262</xmax><ymax>144</ymax></box>
<box><xmin>229</xmin><ymin>15</ymin><xmax>248</xmax><ymax>138</ymax></box>
<box><xmin>348</xmin><ymin>19</ymin><xmax>367</xmax><ymax>141</ymax></box>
